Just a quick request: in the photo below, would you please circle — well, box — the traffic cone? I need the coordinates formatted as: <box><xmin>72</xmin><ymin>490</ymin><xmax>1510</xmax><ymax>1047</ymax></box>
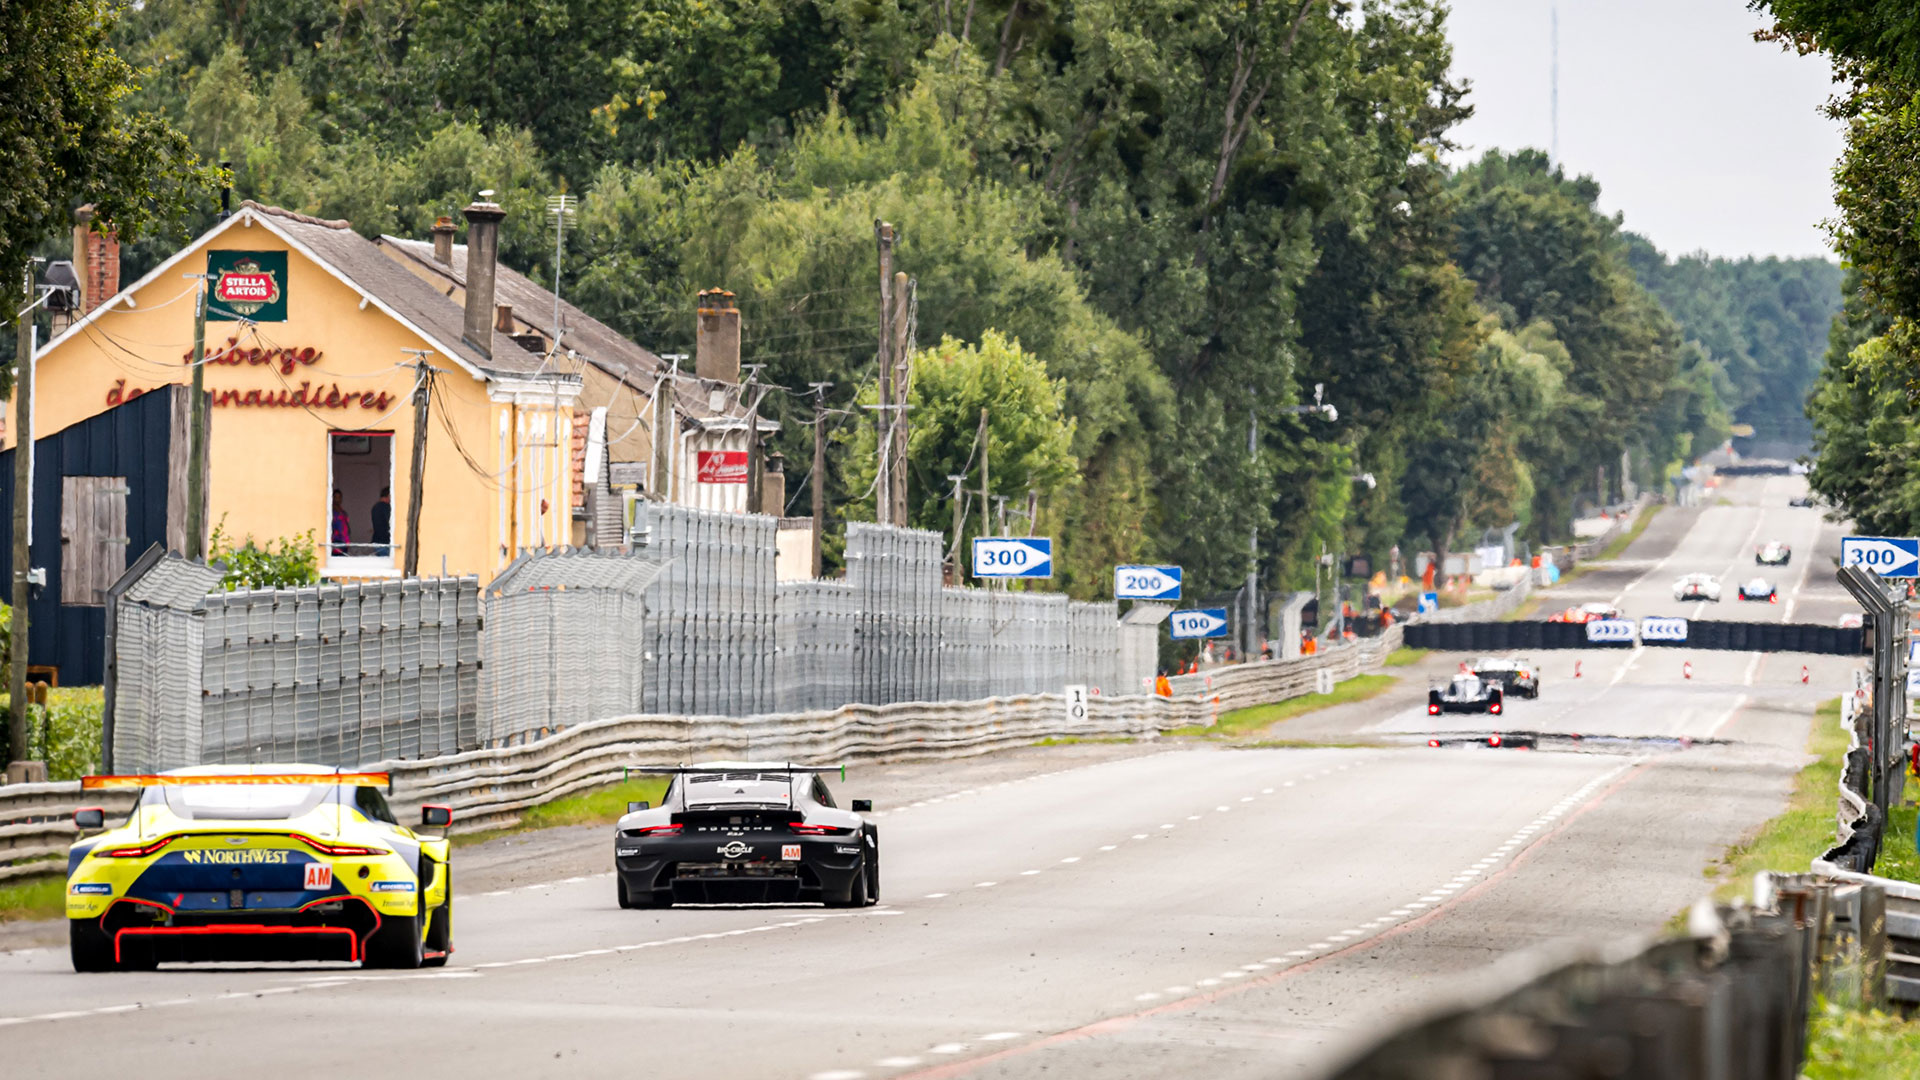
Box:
<box><xmin>1683</xmin><ymin>661</ymin><xmax>1693</xmax><ymax>680</ymax></box>
<box><xmin>1573</xmin><ymin>660</ymin><xmax>1582</xmax><ymax>679</ymax></box>
<box><xmin>1801</xmin><ymin>665</ymin><xmax>1810</xmax><ymax>685</ymax></box>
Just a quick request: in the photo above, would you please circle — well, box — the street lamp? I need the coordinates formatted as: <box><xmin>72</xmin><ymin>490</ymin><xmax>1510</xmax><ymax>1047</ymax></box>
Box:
<box><xmin>1247</xmin><ymin>383</ymin><xmax>1340</xmax><ymax>659</ymax></box>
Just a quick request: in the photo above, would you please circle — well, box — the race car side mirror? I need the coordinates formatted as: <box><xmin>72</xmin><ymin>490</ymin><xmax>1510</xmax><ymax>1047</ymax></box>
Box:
<box><xmin>851</xmin><ymin>799</ymin><xmax>873</xmax><ymax>813</ymax></box>
<box><xmin>73</xmin><ymin>806</ymin><xmax>105</xmax><ymax>831</ymax></box>
<box><xmin>627</xmin><ymin>801</ymin><xmax>650</xmax><ymax>813</ymax></box>
<box><xmin>421</xmin><ymin>805</ymin><xmax>453</xmax><ymax>828</ymax></box>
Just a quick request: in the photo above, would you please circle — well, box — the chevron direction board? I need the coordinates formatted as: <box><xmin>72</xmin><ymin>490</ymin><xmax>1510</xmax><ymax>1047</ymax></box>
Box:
<box><xmin>1114</xmin><ymin>565</ymin><xmax>1182</xmax><ymax>601</ymax></box>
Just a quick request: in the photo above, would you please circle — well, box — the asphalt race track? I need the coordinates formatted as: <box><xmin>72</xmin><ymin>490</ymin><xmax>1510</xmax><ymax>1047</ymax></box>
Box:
<box><xmin>0</xmin><ymin>475</ymin><xmax>1859</xmax><ymax>1080</ymax></box>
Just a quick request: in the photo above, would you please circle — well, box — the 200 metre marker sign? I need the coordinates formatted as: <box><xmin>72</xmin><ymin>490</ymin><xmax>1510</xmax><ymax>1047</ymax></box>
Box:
<box><xmin>972</xmin><ymin>537</ymin><xmax>1054</xmax><ymax>579</ymax></box>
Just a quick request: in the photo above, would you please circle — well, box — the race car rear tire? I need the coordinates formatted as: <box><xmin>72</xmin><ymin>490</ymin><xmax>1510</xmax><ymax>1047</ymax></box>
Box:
<box><xmin>70</xmin><ymin>919</ymin><xmax>116</xmax><ymax>972</ymax></box>
<box><xmin>826</xmin><ymin>858</ymin><xmax>870</xmax><ymax>908</ymax></box>
<box><xmin>864</xmin><ymin>829</ymin><xmax>881</xmax><ymax>906</ymax></box>
<box><xmin>421</xmin><ymin>869</ymin><xmax>452</xmax><ymax>968</ymax></box>
<box><xmin>364</xmin><ymin>913</ymin><xmax>424</xmax><ymax>969</ymax></box>
<box><xmin>618</xmin><ymin>876</ymin><xmax>671</xmax><ymax>908</ymax></box>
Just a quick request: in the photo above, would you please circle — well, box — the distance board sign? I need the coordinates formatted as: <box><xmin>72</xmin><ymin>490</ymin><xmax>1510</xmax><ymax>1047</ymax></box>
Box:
<box><xmin>1841</xmin><ymin>536</ymin><xmax>1920</xmax><ymax>578</ymax></box>
<box><xmin>1114</xmin><ymin>565</ymin><xmax>1182</xmax><ymax>601</ymax></box>
<box><xmin>1641</xmin><ymin>616</ymin><xmax>1688</xmax><ymax>643</ymax></box>
<box><xmin>1064</xmin><ymin>684</ymin><xmax>1089</xmax><ymax>725</ymax></box>
<box><xmin>1169</xmin><ymin>608</ymin><xmax>1230</xmax><ymax>640</ymax></box>
<box><xmin>1418</xmin><ymin>592</ymin><xmax>1439</xmax><ymax>613</ymax></box>
<box><xmin>1585</xmin><ymin>619</ymin><xmax>1635</xmax><ymax>644</ymax></box>
<box><xmin>972</xmin><ymin>537</ymin><xmax>1054</xmax><ymax>579</ymax></box>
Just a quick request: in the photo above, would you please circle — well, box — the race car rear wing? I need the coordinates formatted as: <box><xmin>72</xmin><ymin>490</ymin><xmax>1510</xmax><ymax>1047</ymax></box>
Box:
<box><xmin>622</xmin><ymin>764</ymin><xmax>848</xmax><ymax>780</ymax></box>
<box><xmin>82</xmin><ymin>772</ymin><xmax>393</xmax><ymax>791</ymax></box>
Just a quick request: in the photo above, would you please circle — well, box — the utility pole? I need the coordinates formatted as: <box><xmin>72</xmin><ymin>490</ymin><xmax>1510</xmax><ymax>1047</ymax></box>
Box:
<box><xmin>889</xmin><ymin>273</ymin><xmax>913</xmax><ymax>526</ymax></box>
<box><xmin>808</xmin><ymin>382</ymin><xmax>832</xmax><ymax>577</ymax></box>
<box><xmin>402</xmin><ymin>349</ymin><xmax>434</xmax><ymax>575</ymax></box>
<box><xmin>9</xmin><ymin>266</ymin><xmax>35</xmax><ymax>766</ymax></box>
<box><xmin>654</xmin><ymin>354</ymin><xmax>686</xmax><ymax>505</ymax></box>
<box><xmin>184</xmin><ymin>273</ymin><xmax>214</xmax><ymax>559</ymax></box>
<box><xmin>946</xmin><ymin>472</ymin><xmax>967</xmax><ymax>582</ymax></box>
<box><xmin>1246</xmin><ymin>403</ymin><xmax>1259</xmax><ymax>661</ymax></box>
<box><xmin>976</xmin><ymin>407</ymin><xmax>990</xmax><ymax>543</ymax></box>
<box><xmin>742</xmin><ymin>365</ymin><xmax>767</xmax><ymax>516</ymax></box>
<box><xmin>874</xmin><ymin>222</ymin><xmax>895</xmax><ymax>525</ymax></box>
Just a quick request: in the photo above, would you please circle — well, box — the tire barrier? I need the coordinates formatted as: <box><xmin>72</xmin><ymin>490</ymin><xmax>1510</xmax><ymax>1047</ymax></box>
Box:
<box><xmin>1403</xmin><ymin>619</ymin><xmax>1866</xmax><ymax>655</ymax></box>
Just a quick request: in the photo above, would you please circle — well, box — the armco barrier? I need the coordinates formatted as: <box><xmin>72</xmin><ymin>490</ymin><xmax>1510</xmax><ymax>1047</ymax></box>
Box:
<box><xmin>1324</xmin><ymin>877</ymin><xmax>1828</xmax><ymax>1080</ymax></box>
<box><xmin>0</xmin><ymin>629</ymin><xmax>1402</xmax><ymax>859</ymax></box>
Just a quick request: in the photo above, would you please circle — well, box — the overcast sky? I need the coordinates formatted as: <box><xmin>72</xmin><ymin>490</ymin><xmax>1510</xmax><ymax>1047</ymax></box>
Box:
<box><xmin>1441</xmin><ymin>0</ymin><xmax>1843</xmax><ymax>260</ymax></box>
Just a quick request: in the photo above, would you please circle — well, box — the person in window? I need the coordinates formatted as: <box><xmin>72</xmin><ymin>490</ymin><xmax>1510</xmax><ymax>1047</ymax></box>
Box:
<box><xmin>371</xmin><ymin>486</ymin><xmax>392</xmax><ymax>556</ymax></box>
<box><xmin>331</xmin><ymin>489</ymin><xmax>351</xmax><ymax>555</ymax></box>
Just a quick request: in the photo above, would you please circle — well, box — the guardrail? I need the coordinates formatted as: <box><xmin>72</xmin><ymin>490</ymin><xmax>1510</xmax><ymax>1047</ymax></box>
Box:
<box><xmin>1322</xmin><ymin>873</ymin><xmax>1850</xmax><ymax>1080</ymax></box>
<box><xmin>0</xmin><ymin>783</ymin><xmax>138</xmax><ymax>883</ymax></box>
<box><xmin>0</xmin><ymin>629</ymin><xmax>1406</xmax><ymax>858</ymax></box>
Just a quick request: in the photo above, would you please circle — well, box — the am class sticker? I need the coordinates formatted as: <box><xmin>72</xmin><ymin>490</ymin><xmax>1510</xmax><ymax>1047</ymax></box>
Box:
<box><xmin>781</xmin><ymin>844</ymin><xmax>802</xmax><ymax>861</ymax></box>
<box><xmin>303</xmin><ymin>864</ymin><xmax>333</xmax><ymax>890</ymax></box>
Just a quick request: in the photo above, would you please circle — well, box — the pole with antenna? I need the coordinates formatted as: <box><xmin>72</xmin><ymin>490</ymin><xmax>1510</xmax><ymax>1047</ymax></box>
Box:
<box><xmin>809</xmin><ymin>382</ymin><xmax>832</xmax><ymax>576</ymax></box>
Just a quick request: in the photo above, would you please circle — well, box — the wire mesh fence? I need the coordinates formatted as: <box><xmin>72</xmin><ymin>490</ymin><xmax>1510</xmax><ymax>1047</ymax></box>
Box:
<box><xmin>106</xmin><ymin>502</ymin><xmax>1156</xmax><ymax>769</ymax></box>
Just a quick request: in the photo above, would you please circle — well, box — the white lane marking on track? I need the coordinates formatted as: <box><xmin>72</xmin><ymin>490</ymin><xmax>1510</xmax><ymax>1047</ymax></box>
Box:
<box><xmin>980</xmin><ymin>1032</ymin><xmax>1023</xmax><ymax>1041</ymax></box>
<box><xmin>929</xmin><ymin>1043</ymin><xmax>968</xmax><ymax>1054</ymax></box>
<box><xmin>1060</xmin><ymin>856</ymin><xmax>1080</xmax><ymax>864</ymax></box>
<box><xmin>1742</xmin><ymin>652</ymin><xmax>1762</xmax><ymax>686</ymax></box>
<box><xmin>811</xmin><ymin>1071</ymin><xmax>866</xmax><ymax>1080</ymax></box>
<box><xmin>876</xmin><ymin>1058</ymin><xmax>923</xmax><ymax>1068</ymax></box>
<box><xmin>924</xmin><ymin>893</ymin><xmax>948</xmax><ymax>899</ymax></box>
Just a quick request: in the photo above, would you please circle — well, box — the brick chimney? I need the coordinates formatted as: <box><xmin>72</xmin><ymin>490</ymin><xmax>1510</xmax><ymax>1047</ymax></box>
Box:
<box><xmin>696</xmin><ymin>288</ymin><xmax>740</xmax><ymax>384</ymax></box>
<box><xmin>431</xmin><ymin>216</ymin><xmax>457</xmax><ymax>265</ymax></box>
<box><xmin>72</xmin><ymin>205</ymin><xmax>120</xmax><ymax>314</ymax></box>
<box><xmin>461</xmin><ymin>195</ymin><xmax>506</xmax><ymax>359</ymax></box>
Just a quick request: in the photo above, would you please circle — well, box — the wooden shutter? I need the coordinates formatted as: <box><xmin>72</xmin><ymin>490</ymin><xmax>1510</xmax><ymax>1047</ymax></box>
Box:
<box><xmin>60</xmin><ymin>476</ymin><xmax>129</xmax><ymax>606</ymax></box>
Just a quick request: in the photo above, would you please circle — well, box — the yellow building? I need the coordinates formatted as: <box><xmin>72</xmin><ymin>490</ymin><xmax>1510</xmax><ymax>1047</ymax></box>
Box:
<box><xmin>15</xmin><ymin>200</ymin><xmax>581</xmax><ymax>580</ymax></box>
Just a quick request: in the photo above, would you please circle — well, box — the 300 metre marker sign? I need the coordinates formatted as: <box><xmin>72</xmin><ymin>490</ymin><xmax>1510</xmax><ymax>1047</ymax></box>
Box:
<box><xmin>1841</xmin><ymin>536</ymin><xmax>1920</xmax><ymax>578</ymax></box>
<box><xmin>971</xmin><ymin>537</ymin><xmax>1054</xmax><ymax>579</ymax></box>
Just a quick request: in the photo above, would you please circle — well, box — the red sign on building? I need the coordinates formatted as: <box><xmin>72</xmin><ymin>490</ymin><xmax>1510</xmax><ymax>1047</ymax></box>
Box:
<box><xmin>696</xmin><ymin>451</ymin><xmax>749</xmax><ymax>484</ymax></box>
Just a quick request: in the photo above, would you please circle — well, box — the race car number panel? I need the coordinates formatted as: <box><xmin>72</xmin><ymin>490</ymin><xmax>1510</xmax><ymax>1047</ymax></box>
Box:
<box><xmin>303</xmin><ymin>863</ymin><xmax>333</xmax><ymax>890</ymax></box>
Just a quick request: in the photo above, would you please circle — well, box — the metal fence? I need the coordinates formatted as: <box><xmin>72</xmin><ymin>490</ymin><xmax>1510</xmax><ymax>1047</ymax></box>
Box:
<box><xmin>106</xmin><ymin>561</ymin><xmax>481</xmax><ymax>774</ymax></box>
<box><xmin>105</xmin><ymin>503</ymin><xmax>1158</xmax><ymax>769</ymax></box>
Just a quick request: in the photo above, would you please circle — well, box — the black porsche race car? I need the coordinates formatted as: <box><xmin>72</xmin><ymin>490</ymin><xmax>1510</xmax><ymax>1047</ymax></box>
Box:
<box><xmin>613</xmin><ymin>763</ymin><xmax>878</xmax><ymax>909</ymax></box>
<box><xmin>1471</xmin><ymin>656</ymin><xmax>1540</xmax><ymax>699</ymax></box>
<box><xmin>1427</xmin><ymin>673</ymin><xmax>1505</xmax><ymax>716</ymax></box>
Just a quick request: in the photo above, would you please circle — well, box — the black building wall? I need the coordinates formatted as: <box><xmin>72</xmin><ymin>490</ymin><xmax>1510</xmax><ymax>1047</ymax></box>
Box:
<box><xmin>0</xmin><ymin>386</ymin><xmax>183</xmax><ymax>684</ymax></box>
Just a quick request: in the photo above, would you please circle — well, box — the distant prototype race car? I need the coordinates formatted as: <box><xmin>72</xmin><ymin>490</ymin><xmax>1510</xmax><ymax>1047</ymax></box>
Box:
<box><xmin>1738</xmin><ymin>577</ymin><xmax>1778</xmax><ymax>602</ymax></box>
<box><xmin>614</xmin><ymin>763</ymin><xmax>878</xmax><ymax>909</ymax></box>
<box><xmin>1756</xmin><ymin>541</ymin><xmax>1792</xmax><ymax>566</ymax></box>
<box><xmin>1471</xmin><ymin>656</ymin><xmax>1540</xmax><ymax>699</ymax></box>
<box><xmin>65</xmin><ymin>766</ymin><xmax>454</xmax><ymax>972</ymax></box>
<box><xmin>1673</xmin><ymin>573</ymin><xmax>1722</xmax><ymax>602</ymax></box>
<box><xmin>1428</xmin><ymin>672</ymin><xmax>1505</xmax><ymax>716</ymax></box>
<box><xmin>1547</xmin><ymin>602</ymin><xmax>1624</xmax><ymax>624</ymax></box>
<box><xmin>1789</xmin><ymin>495</ymin><xmax>1815</xmax><ymax>508</ymax></box>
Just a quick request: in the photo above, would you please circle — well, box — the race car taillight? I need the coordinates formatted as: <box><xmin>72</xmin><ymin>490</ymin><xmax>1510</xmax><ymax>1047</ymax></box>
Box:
<box><xmin>1427</xmin><ymin>704</ymin><xmax>1440</xmax><ymax>715</ymax></box>
<box><xmin>290</xmin><ymin>833</ymin><xmax>388</xmax><ymax>857</ymax></box>
<box><xmin>1489</xmin><ymin>735</ymin><xmax>1503</xmax><ymax>747</ymax></box>
<box><xmin>789</xmin><ymin>823</ymin><xmax>853</xmax><ymax>835</ymax></box>
<box><xmin>1490</xmin><ymin>702</ymin><xmax>1502</xmax><ymax>715</ymax></box>
<box><xmin>1770</xmin><ymin>595</ymin><xmax>1778</xmax><ymax>603</ymax></box>
<box><xmin>99</xmin><ymin>835</ymin><xmax>180</xmax><ymax>858</ymax></box>
<box><xmin>625</xmin><ymin>824</ymin><xmax>682</xmax><ymax>837</ymax></box>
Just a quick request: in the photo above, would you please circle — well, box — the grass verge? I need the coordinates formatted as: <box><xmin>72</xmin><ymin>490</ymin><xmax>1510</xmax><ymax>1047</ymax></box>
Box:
<box><xmin>1034</xmin><ymin>735</ymin><xmax>1136</xmax><ymax>747</ymax></box>
<box><xmin>1169</xmin><ymin>674</ymin><xmax>1397</xmax><ymax>739</ymax></box>
<box><xmin>1806</xmin><ymin>999</ymin><xmax>1920</xmax><ymax>1080</ymax></box>
<box><xmin>454</xmin><ymin>776</ymin><xmax>670</xmax><ymax>848</ymax></box>
<box><xmin>1704</xmin><ymin>697</ymin><xmax>1849</xmax><ymax>902</ymax></box>
<box><xmin>1384</xmin><ymin>647</ymin><xmax>1428</xmax><ymax>667</ymax></box>
<box><xmin>0</xmin><ymin>872</ymin><xmax>65</xmax><ymax>923</ymax></box>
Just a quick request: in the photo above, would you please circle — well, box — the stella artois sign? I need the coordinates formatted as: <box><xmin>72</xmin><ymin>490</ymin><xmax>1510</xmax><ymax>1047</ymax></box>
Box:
<box><xmin>207</xmin><ymin>250</ymin><xmax>289</xmax><ymax>322</ymax></box>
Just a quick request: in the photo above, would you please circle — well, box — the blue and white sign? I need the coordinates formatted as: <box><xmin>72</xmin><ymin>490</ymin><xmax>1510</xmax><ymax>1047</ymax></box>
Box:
<box><xmin>1169</xmin><ymin>608</ymin><xmax>1230</xmax><ymax>640</ymax></box>
<box><xmin>1641</xmin><ymin>616</ymin><xmax>1688</xmax><ymax>643</ymax></box>
<box><xmin>1841</xmin><ymin>536</ymin><xmax>1920</xmax><ymax>578</ymax></box>
<box><xmin>1585</xmin><ymin>619</ymin><xmax>1635</xmax><ymax>644</ymax></box>
<box><xmin>1114</xmin><ymin>565</ymin><xmax>1182</xmax><ymax>601</ymax></box>
<box><xmin>972</xmin><ymin>537</ymin><xmax>1054</xmax><ymax>579</ymax></box>
<box><xmin>1418</xmin><ymin>592</ymin><xmax>1439</xmax><ymax>613</ymax></box>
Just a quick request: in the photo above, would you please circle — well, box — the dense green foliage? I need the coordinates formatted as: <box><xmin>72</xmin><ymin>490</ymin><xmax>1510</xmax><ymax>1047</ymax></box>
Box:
<box><xmin>52</xmin><ymin>0</ymin><xmax>1820</xmax><ymax>599</ymax></box>
<box><xmin>208</xmin><ymin>519</ymin><xmax>320</xmax><ymax>591</ymax></box>
<box><xmin>1624</xmin><ymin>235</ymin><xmax>1840</xmax><ymax>450</ymax></box>
<box><xmin>1756</xmin><ymin>2</ymin><xmax>1920</xmax><ymax>524</ymax></box>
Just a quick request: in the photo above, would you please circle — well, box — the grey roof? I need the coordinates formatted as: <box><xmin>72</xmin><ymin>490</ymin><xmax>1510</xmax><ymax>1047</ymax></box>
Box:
<box><xmin>242</xmin><ymin>203</ymin><xmax>549</xmax><ymax>380</ymax></box>
<box><xmin>489</xmin><ymin>550</ymin><xmax>669</xmax><ymax>596</ymax></box>
<box><xmin>379</xmin><ymin>236</ymin><xmax>768</xmax><ymax>429</ymax></box>
<box><xmin>122</xmin><ymin>557</ymin><xmax>226</xmax><ymax>611</ymax></box>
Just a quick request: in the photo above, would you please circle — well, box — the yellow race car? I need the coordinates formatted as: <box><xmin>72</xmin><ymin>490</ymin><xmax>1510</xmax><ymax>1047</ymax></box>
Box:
<box><xmin>66</xmin><ymin>765</ymin><xmax>453</xmax><ymax>972</ymax></box>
